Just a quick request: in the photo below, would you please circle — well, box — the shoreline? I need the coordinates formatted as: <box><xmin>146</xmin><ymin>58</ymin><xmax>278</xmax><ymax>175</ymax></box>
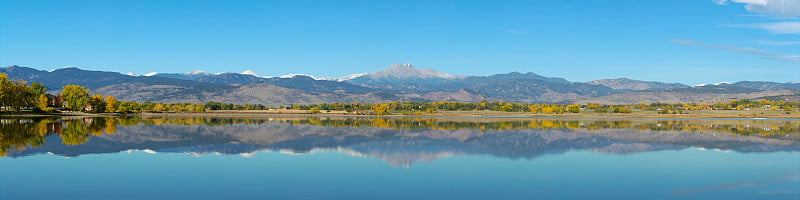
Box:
<box><xmin>2</xmin><ymin>110</ymin><xmax>798</xmax><ymax>119</ymax></box>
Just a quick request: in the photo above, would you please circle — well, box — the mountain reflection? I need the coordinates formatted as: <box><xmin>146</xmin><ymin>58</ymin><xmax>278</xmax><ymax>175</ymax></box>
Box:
<box><xmin>2</xmin><ymin>117</ymin><xmax>798</xmax><ymax>167</ymax></box>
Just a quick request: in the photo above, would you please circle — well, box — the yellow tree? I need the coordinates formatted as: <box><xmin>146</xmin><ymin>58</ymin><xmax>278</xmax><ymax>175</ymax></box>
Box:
<box><xmin>374</xmin><ymin>104</ymin><xmax>390</xmax><ymax>115</ymax></box>
<box><xmin>105</xmin><ymin>96</ymin><xmax>118</xmax><ymax>113</ymax></box>
<box><xmin>152</xmin><ymin>103</ymin><xmax>166</xmax><ymax>111</ymax></box>
<box><xmin>528</xmin><ymin>104</ymin><xmax>542</xmax><ymax>113</ymax></box>
<box><xmin>541</xmin><ymin>106</ymin><xmax>554</xmax><ymax>114</ymax></box>
<box><xmin>36</xmin><ymin>94</ymin><xmax>49</xmax><ymax>109</ymax></box>
<box><xmin>184</xmin><ymin>104</ymin><xmax>196</xmax><ymax>112</ymax></box>
<box><xmin>566</xmin><ymin>104</ymin><xmax>581</xmax><ymax>113</ymax></box>
<box><xmin>425</xmin><ymin>107</ymin><xmax>436</xmax><ymax>114</ymax></box>
<box><xmin>194</xmin><ymin>104</ymin><xmax>206</xmax><ymax>112</ymax></box>
<box><xmin>169</xmin><ymin>104</ymin><xmax>184</xmax><ymax>112</ymax></box>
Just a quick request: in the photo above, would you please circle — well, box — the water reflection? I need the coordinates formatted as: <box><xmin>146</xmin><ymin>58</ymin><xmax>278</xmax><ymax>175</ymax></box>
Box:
<box><xmin>2</xmin><ymin>117</ymin><xmax>798</xmax><ymax>167</ymax></box>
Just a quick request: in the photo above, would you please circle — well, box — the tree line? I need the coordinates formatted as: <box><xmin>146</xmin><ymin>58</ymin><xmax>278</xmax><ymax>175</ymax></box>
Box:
<box><xmin>1</xmin><ymin>73</ymin><xmax>214</xmax><ymax>113</ymax></box>
<box><xmin>1</xmin><ymin>73</ymin><xmax>120</xmax><ymax>112</ymax></box>
<box><xmin>280</xmin><ymin>99</ymin><xmax>796</xmax><ymax>115</ymax></box>
<box><xmin>2</xmin><ymin>72</ymin><xmax>796</xmax><ymax>115</ymax></box>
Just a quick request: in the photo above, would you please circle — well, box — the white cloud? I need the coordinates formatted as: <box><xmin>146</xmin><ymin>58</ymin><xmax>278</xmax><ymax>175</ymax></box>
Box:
<box><xmin>714</xmin><ymin>0</ymin><xmax>800</xmax><ymax>34</ymax></box>
<box><xmin>721</xmin><ymin>21</ymin><xmax>800</xmax><ymax>34</ymax></box>
<box><xmin>714</xmin><ymin>0</ymin><xmax>800</xmax><ymax>17</ymax></box>
<box><xmin>672</xmin><ymin>39</ymin><xmax>800</xmax><ymax>63</ymax></box>
<box><xmin>763</xmin><ymin>57</ymin><xmax>800</xmax><ymax>63</ymax></box>
<box><xmin>752</xmin><ymin>40</ymin><xmax>800</xmax><ymax>45</ymax></box>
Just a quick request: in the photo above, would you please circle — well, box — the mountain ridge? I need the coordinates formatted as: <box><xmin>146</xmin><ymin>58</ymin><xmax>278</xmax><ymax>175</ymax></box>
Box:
<box><xmin>3</xmin><ymin>64</ymin><xmax>798</xmax><ymax>105</ymax></box>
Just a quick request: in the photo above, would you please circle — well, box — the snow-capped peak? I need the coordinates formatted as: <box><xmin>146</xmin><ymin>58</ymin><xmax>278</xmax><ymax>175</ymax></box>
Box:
<box><xmin>280</xmin><ymin>74</ymin><xmax>318</xmax><ymax>79</ymax></box>
<box><xmin>369</xmin><ymin>63</ymin><xmax>468</xmax><ymax>80</ymax></box>
<box><xmin>186</xmin><ymin>70</ymin><xmax>211</xmax><ymax>75</ymax></box>
<box><xmin>49</xmin><ymin>66</ymin><xmax>76</xmax><ymax>72</ymax></box>
<box><xmin>126</xmin><ymin>72</ymin><xmax>137</xmax><ymax>76</ymax></box>
<box><xmin>143</xmin><ymin>72</ymin><xmax>158</xmax><ymax>76</ymax></box>
<box><xmin>695</xmin><ymin>82</ymin><xmax>731</xmax><ymax>87</ymax></box>
<box><xmin>241</xmin><ymin>70</ymin><xmax>262</xmax><ymax>77</ymax></box>
<box><xmin>713</xmin><ymin>82</ymin><xmax>730</xmax><ymax>85</ymax></box>
<box><xmin>334</xmin><ymin>72</ymin><xmax>368</xmax><ymax>81</ymax></box>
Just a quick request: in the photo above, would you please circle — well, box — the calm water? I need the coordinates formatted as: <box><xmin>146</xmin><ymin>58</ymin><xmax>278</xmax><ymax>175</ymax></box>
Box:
<box><xmin>1</xmin><ymin>117</ymin><xmax>799</xmax><ymax>199</ymax></box>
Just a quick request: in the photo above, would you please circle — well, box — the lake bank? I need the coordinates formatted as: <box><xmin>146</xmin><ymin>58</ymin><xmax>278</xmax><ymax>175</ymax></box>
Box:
<box><xmin>3</xmin><ymin>109</ymin><xmax>797</xmax><ymax>119</ymax></box>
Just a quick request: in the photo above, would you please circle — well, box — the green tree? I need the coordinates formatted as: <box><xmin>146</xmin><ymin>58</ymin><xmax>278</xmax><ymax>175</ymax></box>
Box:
<box><xmin>62</xmin><ymin>85</ymin><xmax>90</xmax><ymax>111</ymax></box>
<box><xmin>193</xmin><ymin>104</ymin><xmax>206</xmax><ymax>112</ymax></box>
<box><xmin>566</xmin><ymin>104</ymin><xmax>581</xmax><ymax>113</ymax></box>
<box><xmin>61</xmin><ymin>120</ymin><xmax>90</xmax><ymax>145</ymax></box>
<box><xmin>30</xmin><ymin>82</ymin><xmax>46</xmax><ymax>96</ymax></box>
<box><xmin>499</xmin><ymin>103</ymin><xmax>514</xmax><ymax>112</ymax></box>
<box><xmin>169</xmin><ymin>104</ymin><xmax>184</xmax><ymax>112</ymax></box>
<box><xmin>88</xmin><ymin>94</ymin><xmax>106</xmax><ymax>112</ymax></box>
<box><xmin>0</xmin><ymin>73</ymin><xmax>10</xmax><ymax>108</ymax></box>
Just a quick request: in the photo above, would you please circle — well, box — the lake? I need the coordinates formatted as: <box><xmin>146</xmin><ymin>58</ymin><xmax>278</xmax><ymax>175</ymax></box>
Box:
<box><xmin>1</xmin><ymin>116</ymin><xmax>798</xmax><ymax>199</ymax></box>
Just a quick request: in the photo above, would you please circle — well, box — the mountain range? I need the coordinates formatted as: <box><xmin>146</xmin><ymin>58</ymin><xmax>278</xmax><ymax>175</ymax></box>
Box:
<box><xmin>2</xmin><ymin>64</ymin><xmax>798</xmax><ymax>105</ymax></box>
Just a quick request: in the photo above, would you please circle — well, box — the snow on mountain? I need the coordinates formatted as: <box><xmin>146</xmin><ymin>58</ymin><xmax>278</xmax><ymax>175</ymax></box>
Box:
<box><xmin>49</xmin><ymin>66</ymin><xmax>76</xmax><ymax>72</ymax></box>
<box><xmin>713</xmin><ymin>82</ymin><xmax>731</xmax><ymax>85</ymax></box>
<box><xmin>142</xmin><ymin>72</ymin><xmax>158</xmax><ymax>76</ymax></box>
<box><xmin>316</xmin><ymin>73</ymin><xmax>368</xmax><ymax>82</ymax></box>
<box><xmin>367</xmin><ymin>63</ymin><xmax>468</xmax><ymax>80</ymax></box>
<box><xmin>241</xmin><ymin>70</ymin><xmax>262</xmax><ymax>77</ymax></box>
<box><xmin>279</xmin><ymin>74</ymin><xmax>318</xmax><ymax>79</ymax></box>
<box><xmin>187</xmin><ymin>70</ymin><xmax>211</xmax><ymax>75</ymax></box>
<box><xmin>694</xmin><ymin>82</ymin><xmax>731</xmax><ymax>87</ymax></box>
<box><xmin>333</xmin><ymin>72</ymin><xmax>368</xmax><ymax>81</ymax></box>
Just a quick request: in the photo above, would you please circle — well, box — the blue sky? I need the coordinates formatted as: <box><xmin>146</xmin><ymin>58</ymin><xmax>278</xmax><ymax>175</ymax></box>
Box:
<box><xmin>1</xmin><ymin>0</ymin><xmax>798</xmax><ymax>85</ymax></box>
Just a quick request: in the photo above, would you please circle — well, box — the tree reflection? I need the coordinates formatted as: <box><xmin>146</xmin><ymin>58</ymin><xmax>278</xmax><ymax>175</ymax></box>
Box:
<box><xmin>0</xmin><ymin>117</ymin><xmax>122</xmax><ymax>156</ymax></box>
<box><xmin>0</xmin><ymin>118</ymin><xmax>49</xmax><ymax>156</ymax></box>
<box><xmin>1</xmin><ymin>116</ymin><xmax>797</xmax><ymax>157</ymax></box>
<box><xmin>61</xmin><ymin>120</ymin><xmax>91</xmax><ymax>146</ymax></box>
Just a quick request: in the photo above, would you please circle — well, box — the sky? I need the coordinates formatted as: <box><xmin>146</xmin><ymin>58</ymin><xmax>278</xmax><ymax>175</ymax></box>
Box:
<box><xmin>1</xmin><ymin>0</ymin><xmax>798</xmax><ymax>85</ymax></box>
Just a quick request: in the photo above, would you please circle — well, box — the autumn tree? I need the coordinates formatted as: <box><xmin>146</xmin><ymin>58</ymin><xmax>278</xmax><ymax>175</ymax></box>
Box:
<box><xmin>105</xmin><ymin>96</ymin><xmax>118</xmax><ymax>112</ymax></box>
<box><xmin>62</xmin><ymin>85</ymin><xmax>90</xmax><ymax>111</ymax></box>
<box><xmin>374</xmin><ymin>104</ymin><xmax>390</xmax><ymax>115</ymax></box>
<box><xmin>36</xmin><ymin>95</ymin><xmax>49</xmax><ymax>109</ymax></box>
<box><xmin>152</xmin><ymin>103</ymin><xmax>166</xmax><ymax>111</ymax></box>
<box><xmin>541</xmin><ymin>106</ymin><xmax>554</xmax><ymax>114</ymax></box>
<box><xmin>499</xmin><ymin>103</ymin><xmax>514</xmax><ymax>112</ymax></box>
<box><xmin>566</xmin><ymin>104</ymin><xmax>581</xmax><ymax>113</ymax></box>
<box><xmin>88</xmin><ymin>94</ymin><xmax>106</xmax><ymax>112</ymax></box>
